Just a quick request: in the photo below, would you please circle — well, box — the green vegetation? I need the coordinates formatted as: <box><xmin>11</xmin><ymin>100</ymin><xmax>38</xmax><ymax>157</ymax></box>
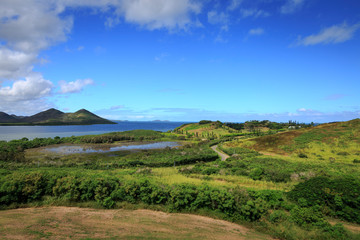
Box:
<box><xmin>1</xmin><ymin>119</ymin><xmax>360</xmax><ymax>240</ymax></box>
<box><xmin>225</xmin><ymin>120</ymin><xmax>314</xmax><ymax>131</ymax></box>
<box><xmin>174</xmin><ymin>120</ymin><xmax>244</xmax><ymax>139</ymax></box>
<box><xmin>223</xmin><ymin>118</ymin><xmax>360</xmax><ymax>162</ymax></box>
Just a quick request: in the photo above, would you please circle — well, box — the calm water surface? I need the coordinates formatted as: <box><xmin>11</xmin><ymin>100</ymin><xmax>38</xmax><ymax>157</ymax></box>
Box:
<box><xmin>44</xmin><ymin>141</ymin><xmax>181</xmax><ymax>154</ymax></box>
<box><xmin>0</xmin><ymin>121</ymin><xmax>188</xmax><ymax>141</ymax></box>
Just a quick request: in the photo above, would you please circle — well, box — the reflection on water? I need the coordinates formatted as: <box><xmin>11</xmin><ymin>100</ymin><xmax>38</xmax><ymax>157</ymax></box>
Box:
<box><xmin>44</xmin><ymin>141</ymin><xmax>180</xmax><ymax>154</ymax></box>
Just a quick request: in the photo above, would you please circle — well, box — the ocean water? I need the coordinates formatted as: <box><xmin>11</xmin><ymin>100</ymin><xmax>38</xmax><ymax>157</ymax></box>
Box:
<box><xmin>0</xmin><ymin>121</ymin><xmax>188</xmax><ymax>141</ymax></box>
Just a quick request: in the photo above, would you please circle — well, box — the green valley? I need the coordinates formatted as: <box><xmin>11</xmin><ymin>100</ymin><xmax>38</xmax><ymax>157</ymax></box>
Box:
<box><xmin>1</xmin><ymin>120</ymin><xmax>360</xmax><ymax>240</ymax></box>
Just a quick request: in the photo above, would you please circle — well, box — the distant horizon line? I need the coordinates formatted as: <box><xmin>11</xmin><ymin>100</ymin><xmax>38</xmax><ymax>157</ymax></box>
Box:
<box><xmin>109</xmin><ymin>119</ymin><xmax>327</xmax><ymax>124</ymax></box>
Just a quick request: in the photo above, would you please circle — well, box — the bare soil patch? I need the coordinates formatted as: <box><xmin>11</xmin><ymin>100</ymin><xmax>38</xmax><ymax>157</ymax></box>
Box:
<box><xmin>211</xmin><ymin>145</ymin><xmax>230</xmax><ymax>161</ymax></box>
<box><xmin>0</xmin><ymin>207</ymin><xmax>272</xmax><ymax>240</ymax></box>
<box><xmin>329</xmin><ymin>219</ymin><xmax>360</xmax><ymax>234</ymax></box>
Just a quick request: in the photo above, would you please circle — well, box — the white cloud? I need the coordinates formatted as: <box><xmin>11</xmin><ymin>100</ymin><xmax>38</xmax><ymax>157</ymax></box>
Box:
<box><xmin>207</xmin><ymin>11</ymin><xmax>229</xmax><ymax>26</ymax></box>
<box><xmin>0</xmin><ymin>0</ymin><xmax>202</xmax><ymax>114</ymax></box>
<box><xmin>281</xmin><ymin>0</ymin><xmax>305</xmax><ymax>14</ymax></box>
<box><xmin>208</xmin><ymin>10</ymin><xmax>229</xmax><ymax>36</ymax></box>
<box><xmin>297</xmin><ymin>108</ymin><xmax>307</xmax><ymax>112</ymax></box>
<box><xmin>0</xmin><ymin>48</ymin><xmax>36</xmax><ymax>81</ymax></box>
<box><xmin>227</xmin><ymin>0</ymin><xmax>242</xmax><ymax>11</ymax></box>
<box><xmin>249</xmin><ymin>28</ymin><xmax>264</xmax><ymax>36</ymax></box>
<box><xmin>297</xmin><ymin>22</ymin><xmax>360</xmax><ymax>46</ymax></box>
<box><xmin>0</xmin><ymin>99</ymin><xmax>54</xmax><ymax>116</ymax></box>
<box><xmin>59</xmin><ymin>79</ymin><xmax>94</xmax><ymax>94</ymax></box>
<box><xmin>0</xmin><ymin>0</ymin><xmax>73</xmax><ymax>53</ymax></box>
<box><xmin>119</xmin><ymin>0</ymin><xmax>202</xmax><ymax>30</ymax></box>
<box><xmin>0</xmin><ymin>72</ymin><xmax>53</xmax><ymax>102</ymax></box>
<box><xmin>240</xmin><ymin>8</ymin><xmax>269</xmax><ymax>18</ymax></box>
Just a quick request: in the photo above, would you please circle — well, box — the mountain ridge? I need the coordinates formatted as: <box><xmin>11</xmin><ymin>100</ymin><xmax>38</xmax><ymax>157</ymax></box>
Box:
<box><xmin>0</xmin><ymin>108</ymin><xmax>116</xmax><ymax>126</ymax></box>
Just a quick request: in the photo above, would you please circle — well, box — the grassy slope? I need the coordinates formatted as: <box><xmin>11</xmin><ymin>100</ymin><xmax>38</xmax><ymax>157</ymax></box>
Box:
<box><xmin>174</xmin><ymin>122</ymin><xmax>239</xmax><ymax>138</ymax></box>
<box><xmin>223</xmin><ymin>119</ymin><xmax>360</xmax><ymax>163</ymax></box>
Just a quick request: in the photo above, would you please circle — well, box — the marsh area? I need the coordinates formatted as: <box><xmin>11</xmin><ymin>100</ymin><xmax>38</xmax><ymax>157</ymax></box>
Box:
<box><xmin>40</xmin><ymin>141</ymin><xmax>181</xmax><ymax>155</ymax></box>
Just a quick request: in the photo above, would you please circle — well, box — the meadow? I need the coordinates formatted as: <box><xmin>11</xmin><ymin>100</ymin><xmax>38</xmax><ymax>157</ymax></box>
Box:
<box><xmin>1</xmin><ymin>122</ymin><xmax>360</xmax><ymax>240</ymax></box>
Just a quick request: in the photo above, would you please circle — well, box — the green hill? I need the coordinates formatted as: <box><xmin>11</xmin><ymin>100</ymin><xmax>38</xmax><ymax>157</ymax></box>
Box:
<box><xmin>174</xmin><ymin>120</ymin><xmax>239</xmax><ymax>138</ymax></box>
<box><xmin>0</xmin><ymin>108</ymin><xmax>115</xmax><ymax>125</ymax></box>
<box><xmin>223</xmin><ymin>118</ymin><xmax>360</xmax><ymax>162</ymax></box>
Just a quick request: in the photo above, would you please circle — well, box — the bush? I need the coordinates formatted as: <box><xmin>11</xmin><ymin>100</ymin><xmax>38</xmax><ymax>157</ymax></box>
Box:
<box><xmin>298</xmin><ymin>153</ymin><xmax>308</xmax><ymax>158</ymax></box>
<box><xmin>199</xmin><ymin>120</ymin><xmax>212</xmax><ymax>125</ymax></box>
<box><xmin>249</xmin><ymin>168</ymin><xmax>263</xmax><ymax>180</ymax></box>
<box><xmin>288</xmin><ymin>176</ymin><xmax>360</xmax><ymax>223</ymax></box>
<box><xmin>269</xmin><ymin>210</ymin><xmax>288</xmax><ymax>223</ymax></box>
<box><xmin>290</xmin><ymin>206</ymin><xmax>328</xmax><ymax>229</ymax></box>
<box><xmin>240</xmin><ymin>198</ymin><xmax>268</xmax><ymax>221</ymax></box>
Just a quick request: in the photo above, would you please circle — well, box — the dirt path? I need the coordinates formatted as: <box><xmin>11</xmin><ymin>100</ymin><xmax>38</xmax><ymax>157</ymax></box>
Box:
<box><xmin>211</xmin><ymin>145</ymin><xmax>230</xmax><ymax>161</ymax></box>
<box><xmin>0</xmin><ymin>207</ymin><xmax>272</xmax><ymax>240</ymax></box>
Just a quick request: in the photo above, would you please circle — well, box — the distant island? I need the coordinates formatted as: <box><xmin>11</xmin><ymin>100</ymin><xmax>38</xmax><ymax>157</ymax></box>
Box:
<box><xmin>0</xmin><ymin>108</ymin><xmax>116</xmax><ymax>126</ymax></box>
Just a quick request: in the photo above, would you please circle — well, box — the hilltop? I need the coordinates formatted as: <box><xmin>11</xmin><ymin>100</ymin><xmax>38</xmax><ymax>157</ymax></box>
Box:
<box><xmin>0</xmin><ymin>108</ymin><xmax>116</xmax><ymax>126</ymax></box>
<box><xmin>173</xmin><ymin>120</ymin><xmax>239</xmax><ymax>138</ymax></box>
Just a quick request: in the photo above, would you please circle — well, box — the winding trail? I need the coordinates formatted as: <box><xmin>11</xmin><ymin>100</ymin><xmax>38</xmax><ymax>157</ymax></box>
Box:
<box><xmin>211</xmin><ymin>145</ymin><xmax>230</xmax><ymax>161</ymax></box>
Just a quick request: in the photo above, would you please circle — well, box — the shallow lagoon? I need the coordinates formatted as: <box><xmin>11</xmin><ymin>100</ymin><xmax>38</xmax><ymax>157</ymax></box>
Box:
<box><xmin>42</xmin><ymin>141</ymin><xmax>181</xmax><ymax>155</ymax></box>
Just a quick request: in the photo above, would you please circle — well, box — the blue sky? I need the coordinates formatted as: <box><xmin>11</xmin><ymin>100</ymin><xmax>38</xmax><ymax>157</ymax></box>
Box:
<box><xmin>0</xmin><ymin>0</ymin><xmax>359</xmax><ymax>122</ymax></box>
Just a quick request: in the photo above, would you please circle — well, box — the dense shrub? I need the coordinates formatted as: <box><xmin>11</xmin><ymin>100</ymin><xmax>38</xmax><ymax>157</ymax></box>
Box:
<box><xmin>288</xmin><ymin>176</ymin><xmax>360</xmax><ymax>223</ymax></box>
<box><xmin>0</xmin><ymin>171</ymin><xmax>280</xmax><ymax>221</ymax></box>
<box><xmin>199</xmin><ymin>120</ymin><xmax>212</xmax><ymax>125</ymax></box>
<box><xmin>269</xmin><ymin>210</ymin><xmax>288</xmax><ymax>223</ymax></box>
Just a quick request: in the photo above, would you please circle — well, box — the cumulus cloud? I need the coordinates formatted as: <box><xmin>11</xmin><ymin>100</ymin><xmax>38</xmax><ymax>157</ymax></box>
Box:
<box><xmin>249</xmin><ymin>28</ymin><xmax>265</xmax><ymax>36</ymax></box>
<box><xmin>0</xmin><ymin>48</ymin><xmax>36</xmax><ymax>81</ymax></box>
<box><xmin>296</xmin><ymin>22</ymin><xmax>360</xmax><ymax>46</ymax></box>
<box><xmin>118</xmin><ymin>0</ymin><xmax>201</xmax><ymax>30</ymax></box>
<box><xmin>59</xmin><ymin>79</ymin><xmax>94</xmax><ymax>94</ymax></box>
<box><xmin>0</xmin><ymin>73</ymin><xmax>53</xmax><ymax>102</ymax></box>
<box><xmin>0</xmin><ymin>0</ymin><xmax>73</xmax><ymax>53</ymax></box>
<box><xmin>0</xmin><ymin>0</ymin><xmax>202</xmax><ymax>114</ymax></box>
<box><xmin>281</xmin><ymin>0</ymin><xmax>305</xmax><ymax>14</ymax></box>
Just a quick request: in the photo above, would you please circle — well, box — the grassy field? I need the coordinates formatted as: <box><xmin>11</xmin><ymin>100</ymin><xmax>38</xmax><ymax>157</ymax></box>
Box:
<box><xmin>0</xmin><ymin>207</ymin><xmax>272</xmax><ymax>240</ymax></box>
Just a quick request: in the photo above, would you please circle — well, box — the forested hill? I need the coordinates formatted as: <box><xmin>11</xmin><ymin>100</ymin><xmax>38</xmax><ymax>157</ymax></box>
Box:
<box><xmin>0</xmin><ymin>108</ymin><xmax>116</xmax><ymax>125</ymax></box>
